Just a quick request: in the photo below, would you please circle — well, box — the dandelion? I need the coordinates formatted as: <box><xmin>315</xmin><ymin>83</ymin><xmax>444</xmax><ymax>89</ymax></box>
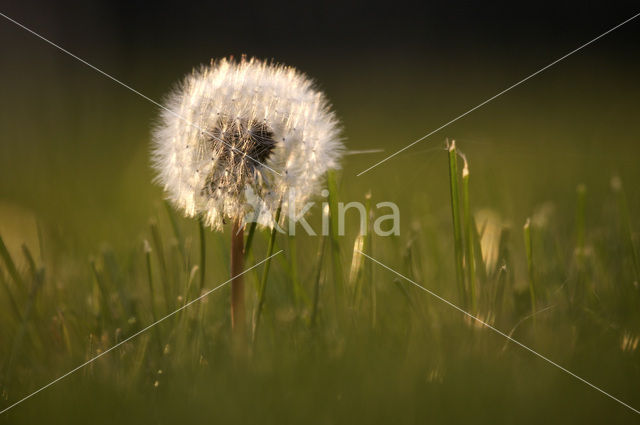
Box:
<box><xmin>151</xmin><ymin>56</ymin><xmax>343</xmax><ymax>336</ymax></box>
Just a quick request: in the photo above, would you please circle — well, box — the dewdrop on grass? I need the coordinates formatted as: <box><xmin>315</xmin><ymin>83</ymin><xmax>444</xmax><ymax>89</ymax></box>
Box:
<box><xmin>152</xmin><ymin>56</ymin><xmax>344</xmax><ymax>230</ymax></box>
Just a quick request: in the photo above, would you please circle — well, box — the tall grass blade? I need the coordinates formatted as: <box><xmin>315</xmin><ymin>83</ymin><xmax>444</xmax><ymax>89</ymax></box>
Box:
<box><xmin>576</xmin><ymin>184</ymin><xmax>587</xmax><ymax>257</ymax></box>
<box><xmin>310</xmin><ymin>236</ymin><xmax>327</xmax><ymax>328</ymax></box>
<box><xmin>0</xmin><ymin>255</ymin><xmax>22</xmax><ymax>323</ymax></box>
<box><xmin>90</xmin><ymin>260</ymin><xmax>114</xmax><ymax>324</ymax></box>
<box><xmin>462</xmin><ymin>159</ymin><xmax>477</xmax><ymax>312</ymax></box>
<box><xmin>165</xmin><ymin>201</ymin><xmax>187</xmax><ymax>267</ymax></box>
<box><xmin>471</xmin><ymin>215</ymin><xmax>488</xmax><ymax>285</ymax></box>
<box><xmin>611</xmin><ymin>177</ymin><xmax>640</xmax><ymax>283</ymax></box>
<box><xmin>523</xmin><ymin>218</ymin><xmax>536</xmax><ymax>321</ymax></box>
<box><xmin>3</xmin><ymin>245</ymin><xmax>44</xmax><ymax>387</ymax></box>
<box><xmin>365</xmin><ymin>192</ymin><xmax>376</xmax><ymax>328</ymax></box>
<box><xmin>150</xmin><ymin>220</ymin><xmax>171</xmax><ymax>312</ymax></box>
<box><xmin>447</xmin><ymin>140</ymin><xmax>466</xmax><ymax>306</ymax></box>
<box><xmin>288</xmin><ymin>235</ymin><xmax>310</xmax><ymax>308</ymax></box>
<box><xmin>21</xmin><ymin>244</ymin><xmax>37</xmax><ymax>280</ymax></box>
<box><xmin>327</xmin><ymin>170</ymin><xmax>345</xmax><ymax>298</ymax></box>
<box><xmin>244</xmin><ymin>221</ymin><xmax>258</xmax><ymax>261</ymax></box>
<box><xmin>0</xmin><ymin>234</ymin><xmax>25</xmax><ymax>294</ymax></box>
<box><xmin>348</xmin><ymin>234</ymin><xmax>365</xmax><ymax>305</ymax></box>
<box><xmin>252</xmin><ymin>205</ymin><xmax>281</xmax><ymax>344</ymax></box>
<box><xmin>144</xmin><ymin>241</ymin><xmax>159</xmax><ymax>324</ymax></box>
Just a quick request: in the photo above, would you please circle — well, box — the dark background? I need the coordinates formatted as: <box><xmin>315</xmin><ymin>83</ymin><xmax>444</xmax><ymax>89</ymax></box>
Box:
<box><xmin>0</xmin><ymin>1</ymin><xmax>639</xmax><ymax>246</ymax></box>
<box><xmin>2</xmin><ymin>1</ymin><xmax>639</xmax><ymax>79</ymax></box>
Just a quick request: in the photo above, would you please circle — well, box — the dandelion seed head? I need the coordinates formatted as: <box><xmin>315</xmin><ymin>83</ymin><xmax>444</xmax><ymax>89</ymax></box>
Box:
<box><xmin>152</xmin><ymin>56</ymin><xmax>343</xmax><ymax>230</ymax></box>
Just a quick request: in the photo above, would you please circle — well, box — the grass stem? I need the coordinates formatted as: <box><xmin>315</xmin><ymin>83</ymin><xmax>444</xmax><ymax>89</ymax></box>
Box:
<box><xmin>150</xmin><ymin>220</ymin><xmax>171</xmax><ymax>312</ymax></box>
<box><xmin>244</xmin><ymin>221</ymin><xmax>258</xmax><ymax>262</ymax></box>
<box><xmin>327</xmin><ymin>170</ymin><xmax>345</xmax><ymax>300</ymax></box>
<box><xmin>611</xmin><ymin>177</ymin><xmax>640</xmax><ymax>283</ymax></box>
<box><xmin>144</xmin><ymin>240</ymin><xmax>163</xmax><ymax>350</ymax></box>
<box><xmin>0</xmin><ymin>234</ymin><xmax>25</xmax><ymax>294</ymax></box>
<box><xmin>447</xmin><ymin>140</ymin><xmax>466</xmax><ymax>307</ymax></box>
<box><xmin>462</xmin><ymin>160</ymin><xmax>477</xmax><ymax>312</ymax></box>
<box><xmin>310</xmin><ymin>236</ymin><xmax>327</xmax><ymax>328</ymax></box>
<box><xmin>0</xmin><ymin>238</ymin><xmax>22</xmax><ymax>322</ymax></box>
<box><xmin>252</xmin><ymin>205</ymin><xmax>281</xmax><ymax>344</ymax></box>
<box><xmin>523</xmin><ymin>218</ymin><xmax>536</xmax><ymax>321</ymax></box>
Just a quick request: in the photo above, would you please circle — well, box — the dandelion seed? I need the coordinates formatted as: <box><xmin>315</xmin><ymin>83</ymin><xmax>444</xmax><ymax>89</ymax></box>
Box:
<box><xmin>151</xmin><ymin>56</ymin><xmax>343</xmax><ymax>230</ymax></box>
<box><xmin>151</xmin><ymin>56</ymin><xmax>343</xmax><ymax>339</ymax></box>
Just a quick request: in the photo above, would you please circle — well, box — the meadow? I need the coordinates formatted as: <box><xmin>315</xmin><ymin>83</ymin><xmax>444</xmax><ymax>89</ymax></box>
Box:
<box><xmin>1</xmin><ymin>51</ymin><xmax>639</xmax><ymax>424</ymax></box>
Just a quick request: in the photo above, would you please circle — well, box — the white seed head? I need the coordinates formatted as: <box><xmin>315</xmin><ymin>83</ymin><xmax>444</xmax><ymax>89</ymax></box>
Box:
<box><xmin>152</xmin><ymin>56</ymin><xmax>343</xmax><ymax>230</ymax></box>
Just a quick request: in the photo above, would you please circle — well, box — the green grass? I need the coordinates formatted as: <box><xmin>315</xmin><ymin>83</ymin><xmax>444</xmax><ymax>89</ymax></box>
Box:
<box><xmin>2</xmin><ymin>145</ymin><xmax>639</xmax><ymax>423</ymax></box>
<box><xmin>1</xmin><ymin>64</ymin><xmax>640</xmax><ymax>424</ymax></box>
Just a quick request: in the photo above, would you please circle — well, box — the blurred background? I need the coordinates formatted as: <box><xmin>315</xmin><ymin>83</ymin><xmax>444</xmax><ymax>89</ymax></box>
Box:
<box><xmin>1</xmin><ymin>2</ymin><xmax>640</xmax><ymax>423</ymax></box>
<box><xmin>1</xmin><ymin>0</ymin><xmax>639</xmax><ymax>249</ymax></box>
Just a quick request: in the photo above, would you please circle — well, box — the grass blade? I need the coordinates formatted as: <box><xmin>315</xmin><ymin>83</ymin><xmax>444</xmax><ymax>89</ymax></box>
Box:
<box><xmin>288</xmin><ymin>234</ymin><xmax>310</xmax><ymax>308</ymax></box>
<box><xmin>252</xmin><ymin>205</ymin><xmax>281</xmax><ymax>344</ymax></box>
<box><xmin>523</xmin><ymin>218</ymin><xmax>536</xmax><ymax>320</ymax></box>
<box><xmin>611</xmin><ymin>177</ymin><xmax>640</xmax><ymax>283</ymax></box>
<box><xmin>144</xmin><ymin>240</ymin><xmax>159</xmax><ymax>325</ymax></box>
<box><xmin>462</xmin><ymin>159</ymin><xmax>477</xmax><ymax>312</ymax></box>
<box><xmin>447</xmin><ymin>140</ymin><xmax>466</xmax><ymax>306</ymax></box>
<box><xmin>0</xmin><ymin>234</ymin><xmax>25</xmax><ymax>294</ymax></box>
<box><xmin>90</xmin><ymin>260</ymin><xmax>114</xmax><ymax>324</ymax></box>
<box><xmin>310</xmin><ymin>236</ymin><xmax>327</xmax><ymax>328</ymax></box>
<box><xmin>244</xmin><ymin>220</ymin><xmax>258</xmax><ymax>262</ymax></box>
<box><xmin>327</xmin><ymin>170</ymin><xmax>345</xmax><ymax>298</ymax></box>
<box><xmin>150</xmin><ymin>220</ymin><xmax>171</xmax><ymax>312</ymax></box>
<box><xmin>0</xmin><ymin>257</ymin><xmax>22</xmax><ymax>323</ymax></box>
<box><xmin>165</xmin><ymin>201</ymin><xmax>187</xmax><ymax>267</ymax></box>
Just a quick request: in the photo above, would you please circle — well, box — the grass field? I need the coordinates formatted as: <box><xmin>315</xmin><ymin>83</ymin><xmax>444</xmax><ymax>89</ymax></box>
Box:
<box><xmin>1</xmin><ymin>52</ymin><xmax>640</xmax><ymax>424</ymax></box>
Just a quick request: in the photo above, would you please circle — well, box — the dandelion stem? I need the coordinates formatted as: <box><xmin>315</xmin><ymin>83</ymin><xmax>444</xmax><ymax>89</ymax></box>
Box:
<box><xmin>231</xmin><ymin>218</ymin><xmax>245</xmax><ymax>338</ymax></box>
<box><xmin>447</xmin><ymin>140</ymin><xmax>466</xmax><ymax>307</ymax></box>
